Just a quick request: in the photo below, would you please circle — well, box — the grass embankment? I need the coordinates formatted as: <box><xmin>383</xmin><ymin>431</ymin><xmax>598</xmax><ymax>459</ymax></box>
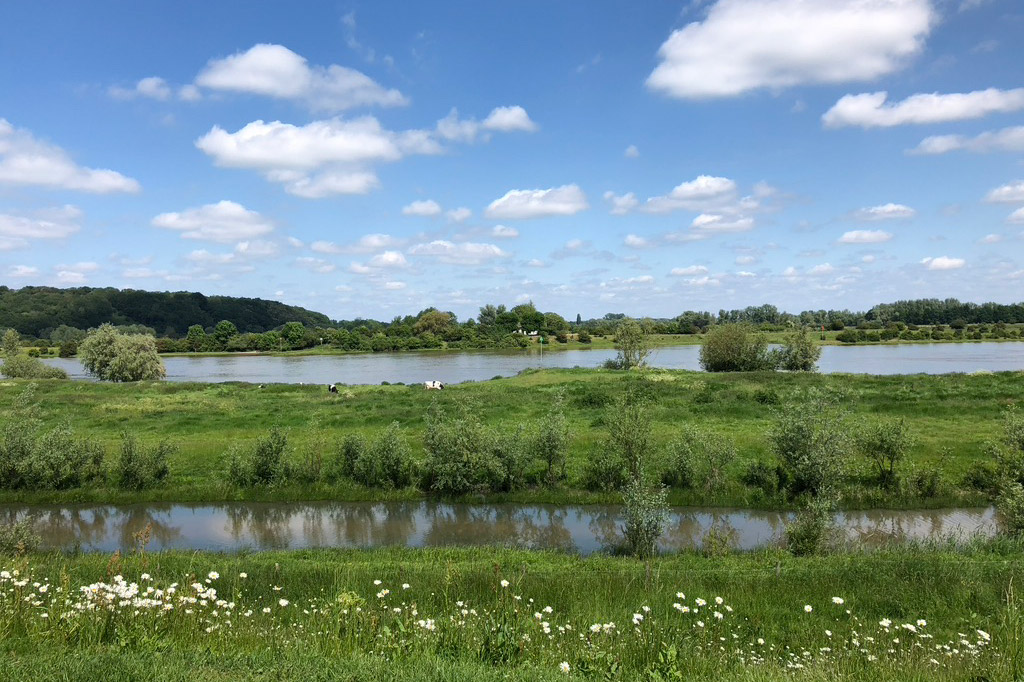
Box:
<box><xmin>1</xmin><ymin>543</ymin><xmax>1021</xmax><ymax>680</ymax></box>
<box><xmin>0</xmin><ymin>368</ymin><xmax>1021</xmax><ymax>508</ymax></box>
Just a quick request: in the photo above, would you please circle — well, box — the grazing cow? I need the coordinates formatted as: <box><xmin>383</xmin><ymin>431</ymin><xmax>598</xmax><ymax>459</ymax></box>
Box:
<box><xmin>424</xmin><ymin>380</ymin><xmax>445</xmax><ymax>390</ymax></box>
<box><xmin>328</xmin><ymin>384</ymin><xmax>338</xmax><ymax>393</ymax></box>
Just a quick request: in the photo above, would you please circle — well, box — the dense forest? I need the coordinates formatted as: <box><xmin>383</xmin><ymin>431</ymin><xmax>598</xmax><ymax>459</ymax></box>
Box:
<box><xmin>0</xmin><ymin>286</ymin><xmax>331</xmax><ymax>338</ymax></box>
<box><xmin>1</xmin><ymin>286</ymin><xmax>1022</xmax><ymax>354</ymax></box>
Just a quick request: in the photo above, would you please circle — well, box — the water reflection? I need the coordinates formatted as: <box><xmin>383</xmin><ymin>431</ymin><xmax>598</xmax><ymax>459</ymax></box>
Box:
<box><xmin>43</xmin><ymin>341</ymin><xmax>1024</xmax><ymax>385</ymax></box>
<box><xmin>0</xmin><ymin>502</ymin><xmax>996</xmax><ymax>555</ymax></box>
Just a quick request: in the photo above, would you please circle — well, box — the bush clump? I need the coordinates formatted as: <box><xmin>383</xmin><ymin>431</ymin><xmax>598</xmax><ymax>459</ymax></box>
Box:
<box><xmin>699</xmin><ymin>324</ymin><xmax>777</xmax><ymax>372</ymax></box>
<box><xmin>770</xmin><ymin>390</ymin><xmax>851</xmax><ymax>498</ymax></box>
<box><xmin>353</xmin><ymin>422</ymin><xmax>414</xmax><ymax>489</ymax></box>
<box><xmin>115</xmin><ymin>431</ymin><xmax>173</xmax><ymax>490</ymax></box>
<box><xmin>227</xmin><ymin>428</ymin><xmax>288</xmax><ymax>486</ymax></box>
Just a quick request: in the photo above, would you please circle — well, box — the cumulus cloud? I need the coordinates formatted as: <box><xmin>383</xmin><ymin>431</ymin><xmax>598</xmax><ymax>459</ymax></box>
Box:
<box><xmin>383</xmin><ymin>281</ymin><xmax>406</xmax><ymax>290</ymax></box>
<box><xmin>436</xmin><ymin>106</ymin><xmax>538</xmax><ymax>142</ymax></box>
<box><xmin>491</xmin><ymin>225</ymin><xmax>518</xmax><ymax>238</ymax></box>
<box><xmin>624</xmin><ymin>145</ymin><xmax>639</xmax><ymax>158</ymax></box>
<box><xmin>108</xmin><ymin>76</ymin><xmax>173</xmax><ymax>101</ymax></box>
<box><xmin>294</xmin><ymin>256</ymin><xmax>336</xmax><ymax>273</ymax></box>
<box><xmin>839</xmin><ymin>229</ymin><xmax>893</xmax><ymax>244</ymax></box>
<box><xmin>646</xmin><ymin>0</ymin><xmax>932</xmax><ymax>99</ymax></box>
<box><xmin>195</xmin><ymin>117</ymin><xmax>439</xmax><ymax>197</ymax></box>
<box><xmin>911</xmin><ymin>126</ymin><xmax>1024</xmax><ymax>155</ymax></box>
<box><xmin>0</xmin><ymin>119</ymin><xmax>140</xmax><ymax>193</ymax></box>
<box><xmin>152</xmin><ymin>200</ymin><xmax>274</xmax><ymax>243</ymax></box>
<box><xmin>603</xmin><ymin>191</ymin><xmax>639</xmax><ymax>215</ymax></box>
<box><xmin>985</xmin><ymin>181</ymin><xmax>1024</xmax><ymax>204</ymax></box>
<box><xmin>368</xmin><ymin>251</ymin><xmax>408</xmax><ymax>268</ymax></box>
<box><xmin>855</xmin><ymin>203</ymin><xmax>915</xmax><ymax>220</ymax></box>
<box><xmin>640</xmin><ymin>175</ymin><xmax>739</xmax><ymax>214</ymax></box>
<box><xmin>195</xmin><ymin>43</ymin><xmax>407</xmax><ymax>112</ymax></box>
<box><xmin>0</xmin><ymin>205</ymin><xmax>82</xmax><ymax>250</ymax></box>
<box><xmin>979</xmin><ymin>233</ymin><xmax>1003</xmax><ymax>243</ymax></box>
<box><xmin>1009</xmin><ymin>207</ymin><xmax>1024</xmax><ymax>224</ymax></box>
<box><xmin>312</xmin><ymin>234</ymin><xmax>405</xmax><ymax>255</ymax></box>
<box><xmin>670</xmin><ymin>265</ymin><xmax>709</xmax><ymax>276</ymax></box>
<box><xmin>921</xmin><ymin>256</ymin><xmax>965</xmax><ymax>270</ymax></box>
<box><xmin>485</xmin><ymin>184</ymin><xmax>588</xmax><ymax>220</ymax></box>
<box><xmin>808</xmin><ymin>262</ymin><xmax>835</xmax><ymax>276</ymax></box>
<box><xmin>446</xmin><ymin>207</ymin><xmax>472</xmax><ymax>223</ymax></box>
<box><xmin>408</xmin><ymin>240</ymin><xmax>509</xmax><ymax>265</ymax></box>
<box><xmin>690</xmin><ymin>213</ymin><xmax>754</xmax><ymax>232</ymax></box>
<box><xmin>624</xmin><ymin>234</ymin><xmax>651</xmax><ymax>248</ymax></box>
<box><xmin>402</xmin><ymin>199</ymin><xmax>442</xmax><ymax>217</ymax></box>
<box><xmin>823</xmin><ymin>88</ymin><xmax>1024</xmax><ymax>128</ymax></box>
<box><xmin>6</xmin><ymin>265</ymin><xmax>38</xmax><ymax>277</ymax></box>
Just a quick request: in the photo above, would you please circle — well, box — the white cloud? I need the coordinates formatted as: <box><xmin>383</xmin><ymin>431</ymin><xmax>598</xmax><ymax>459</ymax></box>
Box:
<box><xmin>0</xmin><ymin>119</ymin><xmax>139</xmax><ymax>193</ymax></box>
<box><xmin>234</xmin><ymin>240</ymin><xmax>279</xmax><ymax>258</ymax></box>
<box><xmin>178</xmin><ymin>84</ymin><xmax>202</xmax><ymax>101</ymax></box>
<box><xmin>195</xmin><ymin>117</ymin><xmax>440</xmax><ymax>198</ymax></box>
<box><xmin>640</xmin><ymin>175</ymin><xmax>738</xmax><ymax>214</ymax></box>
<box><xmin>294</xmin><ymin>256</ymin><xmax>336</xmax><ymax>273</ymax></box>
<box><xmin>436</xmin><ymin>106</ymin><xmax>537</xmax><ymax>142</ymax></box>
<box><xmin>911</xmin><ymin>126</ymin><xmax>1024</xmax><ymax>155</ymax></box>
<box><xmin>736</xmin><ymin>270</ymin><xmax>756</xmax><ymax>277</ymax></box>
<box><xmin>686</xmin><ymin>276</ymin><xmax>720</xmax><ymax>287</ymax></box>
<box><xmin>368</xmin><ymin>251</ymin><xmax>408</xmax><ymax>268</ymax></box>
<box><xmin>624</xmin><ymin>234</ymin><xmax>650</xmax><ymax>248</ymax></box>
<box><xmin>485</xmin><ymin>184</ymin><xmax>588</xmax><ymax>220</ymax></box>
<box><xmin>603</xmin><ymin>191</ymin><xmax>639</xmax><ymax>215</ymax></box>
<box><xmin>482</xmin><ymin>106</ymin><xmax>538</xmax><ymax>132</ymax></box>
<box><xmin>55</xmin><ymin>261</ymin><xmax>99</xmax><ymax>273</ymax></box>
<box><xmin>446</xmin><ymin>207</ymin><xmax>472</xmax><ymax>223</ymax></box>
<box><xmin>808</xmin><ymin>263</ymin><xmax>835</xmax><ymax>276</ymax></box>
<box><xmin>921</xmin><ymin>256</ymin><xmax>965</xmax><ymax>270</ymax></box>
<box><xmin>55</xmin><ymin>270</ymin><xmax>87</xmax><ymax>285</ymax></box>
<box><xmin>108</xmin><ymin>76</ymin><xmax>172</xmax><ymax>101</ymax></box>
<box><xmin>526</xmin><ymin>258</ymin><xmax>546</xmax><ymax>267</ymax></box>
<box><xmin>855</xmin><ymin>203</ymin><xmax>915</xmax><ymax>220</ymax></box>
<box><xmin>6</xmin><ymin>265</ymin><xmax>38</xmax><ymax>277</ymax></box>
<box><xmin>408</xmin><ymin>240</ymin><xmax>509</xmax><ymax>265</ymax></box>
<box><xmin>839</xmin><ymin>229</ymin><xmax>894</xmax><ymax>244</ymax></box>
<box><xmin>1009</xmin><ymin>207</ymin><xmax>1024</xmax><ymax>224</ymax></box>
<box><xmin>670</xmin><ymin>265</ymin><xmax>709</xmax><ymax>276</ymax></box>
<box><xmin>312</xmin><ymin>234</ymin><xmax>404</xmax><ymax>254</ymax></box>
<box><xmin>986</xmin><ymin>181</ymin><xmax>1024</xmax><ymax>204</ymax></box>
<box><xmin>152</xmin><ymin>200</ymin><xmax>274</xmax><ymax>243</ymax></box>
<box><xmin>0</xmin><ymin>205</ymin><xmax>82</xmax><ymax>250</ymax></box>
<box><xmin>195</xmin><ymin>43</ymin><xmax>407</xmax><ymax>112</ymax></box>
<box><xmin>646</xmin><ymin>0</ymin><xmax>932</xmax><ymax>99</ymax></box>
<box><xmin>383</xmin><ymin>281</ymin><xmax>407</xmax><ymax>290</ymax></box>
<box><xmin>402</xmin><ymin>199</ymin><xmax>442</xmax><ymax>217</ymax></box>
<box><xmin>491</xmin><ymin>225</ymin><xmax>518</xmax><ymax>239</ymax></box>
<box><xmin>624</xmin><ymin>145</ymin><xmax>639</xmax><ymax>158</ymax></box>
<box><xmin>735</xmin><ymin>255</ymin><xmax>757</xmax><ymax>265</ymax></box>
<box><xmin>690</xmin><ymin>213</ymin><xmax>754</xmax><ymax>232</ymax></box>
<box><xmin>823</xmin><ymin>88</ymin><xmax>1024</xmax><ymax>128</ymax></box>
<box><xmin>782</xmin><ymin>266</ymin><xmax>798</xmax><ymax>277</ymax></box>
<box><xmin>287</xmin><ymin>236</ymin><xmax>304</xmax><ymax>248</ymax></box>
<box><xmin>979</xmin><ymin>233</ymin><xmax>1003</xmax><ymax>243</ymax></box>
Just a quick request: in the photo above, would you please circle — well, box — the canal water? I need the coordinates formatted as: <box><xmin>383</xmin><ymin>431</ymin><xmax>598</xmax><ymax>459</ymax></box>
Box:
<box><xmin>0</xmin><ymin>502</ymin><xmax>996</xmax><ymax>555</ymax></box>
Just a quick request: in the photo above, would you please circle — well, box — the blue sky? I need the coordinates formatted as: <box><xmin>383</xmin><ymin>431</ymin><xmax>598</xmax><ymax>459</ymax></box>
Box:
<box><xmin>1</xmin><ymin>0</ymin><xmax>1022</xmax><ymax>320</ymax></box>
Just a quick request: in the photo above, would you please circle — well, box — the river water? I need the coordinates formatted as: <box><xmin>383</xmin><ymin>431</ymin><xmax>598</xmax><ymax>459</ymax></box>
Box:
<box><xmin>42</xmin><ymin>341</ymin><xmax>1024</xmax><ymax>385</ymax></box>
<box><xmin>0</xmin><ymin>502</ymin><xmax>995</xmax><ymax>555</ymax></box>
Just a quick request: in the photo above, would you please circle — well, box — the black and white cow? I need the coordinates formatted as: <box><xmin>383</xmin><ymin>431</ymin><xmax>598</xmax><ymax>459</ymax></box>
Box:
<box><xmin>423</xmin><ymin>380</ymin><xmax>444</xmax><ymax>390</ymax></box>
<box><xmin>328</xmin><ymin>384</ymin><xmax>338</xmax><ymax>393</ymax></box>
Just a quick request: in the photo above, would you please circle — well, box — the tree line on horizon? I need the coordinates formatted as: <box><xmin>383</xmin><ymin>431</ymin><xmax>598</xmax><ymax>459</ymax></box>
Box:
<box><xmin>1</xmin><ymin>286</ymin><xmax>1023</xmax><ymax>354</ymax></box>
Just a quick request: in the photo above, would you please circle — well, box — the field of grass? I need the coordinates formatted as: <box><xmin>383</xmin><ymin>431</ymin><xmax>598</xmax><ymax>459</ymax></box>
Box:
<box><xmin>0</xmin><ymin>368</ymin><xmax>1021</xmax><ymax>508</ymax></box>
<box><xmin>1</xmin><ymin>542</ymin><xmax>1021</xmax><ymax>680</ymax></box>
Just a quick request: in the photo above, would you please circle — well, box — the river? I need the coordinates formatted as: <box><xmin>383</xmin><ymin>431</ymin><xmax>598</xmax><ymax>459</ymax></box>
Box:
<box><xmin>0</xmin><ymin>502</ymin><xmax>996</xmax><ymax>555</ymax></box>
<box><xmin>42</xmin><ymin>342</ymin><xmax>1024</xmax><ymax>385</ymax></box>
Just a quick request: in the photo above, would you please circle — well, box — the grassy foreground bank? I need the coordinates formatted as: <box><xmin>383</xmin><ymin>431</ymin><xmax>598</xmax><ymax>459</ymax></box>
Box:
<box><xmin>1</xmin><ymin>368</ymin><xmax>1022</xmax><ymax>507</ymax></box>
<box><xmin>1</xmin><ymin>543</ymin><xmax>1021</xmax><ymax>680</ymax></box>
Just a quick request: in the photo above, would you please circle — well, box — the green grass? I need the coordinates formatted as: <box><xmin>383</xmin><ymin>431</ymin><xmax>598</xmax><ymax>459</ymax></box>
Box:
<box><xmin>1</xmin><ymin>543</ymin><xmax>1021</xmax><ymax>680</ymax></box>
<box><xmin>1</xmin><ymin>367</ymin><xmax>1021</xmax><ymax>507</ymax></box>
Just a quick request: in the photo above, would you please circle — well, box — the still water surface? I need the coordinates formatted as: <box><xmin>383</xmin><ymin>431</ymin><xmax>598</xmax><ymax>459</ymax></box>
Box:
<box><xmin>0</xmin><ymin>502</ymin><xmax>995</xmax><ymax>555</ymax></box>
<box><xmin>43</xmin><ymin>342</ymin><xmax>1024</xmax><ymax>385</ymax></box>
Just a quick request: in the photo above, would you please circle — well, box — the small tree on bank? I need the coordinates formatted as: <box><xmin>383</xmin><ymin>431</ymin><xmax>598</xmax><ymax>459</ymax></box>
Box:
<box><xmin>610</xmin><ymin>319</ymin><xmax>650</xmax><ymax>370</ymax></box>
<box><xmin>699</xmin><ymin>324</ymin><xmax>776</xmax><ymax>372</ymax></box>
<box><xmin>79</xmin><ymin>324</ymin><xmax>165</xmax><ymax>382</ymax></box>
<box><xmin>778</xmin><ymin>327</ymin><xmax>822</xmax><ymax>372</ymax></box>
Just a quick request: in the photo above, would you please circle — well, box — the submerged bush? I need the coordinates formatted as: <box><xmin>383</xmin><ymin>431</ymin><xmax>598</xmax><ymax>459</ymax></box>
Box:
<box><xmin>622</xmin><ymin>478</ymin><xmax>668</xmax><ymax>559</ymax></box>
<box><xmin>777</xmin><ymin>327</ymin><xmax>821</xmax><ymax>372</ymax></box>
<box><xmin>699</xmin><ymin>324</ymin><xmax>777</xmax><ymax>372</ymax></box>
<box><xmin>115</xmin><ymin>431</ymin><xmax>173</xmax><ymax>490</ymax></box>
<box><xmin>0</xmin><ymin>354</ymin><xmax>68</xmax><ymax>380</ymax></box>
<box><xmin>786</xmin><ymin>496</ymin><xmax>838</xmax><ymax>557</ymax></box>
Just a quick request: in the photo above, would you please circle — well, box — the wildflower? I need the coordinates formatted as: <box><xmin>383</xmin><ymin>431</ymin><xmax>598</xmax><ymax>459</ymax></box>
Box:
<box><xmin>559</xmin><ymin>661</ymin><xmax>570</xmax><ymax>674</ymax></box>
<box><xmin>917</xmin><ymin>619</ymin><xmax>927</xmax><ymax>627</ymax></box>
<box><xmin>590</xmin><ymin>623</ymin><xmax>601</xmax><ymax>633</ymax></box>
<box><xmin>880</xmin><ymin>618</ymin><xmax>892</xmax><ymax>628</ymax></box>
<box><xmin>902</xmin><ymin>623</ymin><xmax>917</xmax><ymax>633</ymax></box>
<box><xmin>543</xmin><ymin>606</ymin><xmax>553</xmax><ymax>614</ymax></box>
<box><xmin>377</xmin><ymin>589</ymin><xmax>390</xmax><ymax>599</ymax></box>
<box><xmin>825</xmin><ymin>630</ymin><xmax>832</xmax><ymax>637</ymax></box>
<box><xmin>207</xmin><ymin>572</ymin><xmax>219</xmax><ymax>581</ymax></box>
<box><xmin>262</xmin><ymin>607</ymin><xmax>271</xmax><ymax>614</ymax></box>
<box><xmin>632</xmin><ymin>613</ymin><xmax>644</xmax><ymax>625</ymax></box>
<box><xmin>140</xmin><ymin>573</ymin><xmax>150</xmax><ymax>581</ymax></box>
<box><xmin>977</xmin><ymin>630</ymin><xmax>990</xmax><ymax>642</ymax></box>
<box><xmin>715</xmin><ymin>597</ymin><xmax>723</xmax><ymax>605</ymax></box>
<box><xmin>500</xmin><ymin>580</ymin><xmax>510</xmax><ymax>588</ymax></box>
<box><xmin>239</xmin><ymin>573</ymin><xmax>247</xmax><ymax>579</ymax></box>
<box><xmin>676</xmin><ymin>592</ymin><xmax>685</xmax><ymax>599</ymax></box>
<box><xmin>373</xmin><ymin>580</ymin><xmax>382</xmax><ymax>586</ymax></box>
<box><xmin>278</xmin><ymin>598</ymin><xmax>289</xmax><ymax>607</ymax></box>
<box><xmin>804</xmin><ymin>605</ymin><xmax>813</xmax><ymax>613</ymax></box>
<box><xmin>714</xmin><ymin>611</ymin><xmax>724</xmax><ymax>620</ymax></box>
<box><xmin>695</xmin><ymin>598</ymin><xmax>707</xmax><ymax>607</ymax></box>
<box><xmin>402</xmin><ymin>583</ymin><xmax>410</xmax><ymax>590</ymax></box>
<box><xmin>832</xmin><ymin>597</ymin><xmax>844</xmax><ymax>605</ymax></box>
<box><xmin>696</xmin><ymin>620</ymin><xmax>705</xmax><ymax>628</ymax></box>
<box><xmin>757</xmin><ymin>638</ymin><xmax>765</xmax><ymax>645</ymax></box>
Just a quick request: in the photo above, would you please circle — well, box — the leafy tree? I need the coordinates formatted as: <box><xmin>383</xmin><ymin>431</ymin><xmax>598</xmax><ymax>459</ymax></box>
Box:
<box><xmin>612</xmin><ymin>319</ymin><xmax>650</xmax><ymax>369</ymax></box>
<box><xmin>1</xmin><ymin>329</ymin><xmax>20</xmax><ymax>357</ymax></box>
<box><xmin>771</xmin><ymin>390</ymin><xmax>850</xmax><ymax>498</ymax></box>
<box><xmin>185</xmin><ymin>324</ymin><xmax>206</xmax><ymax>352</ymax></box>
<box><xmin>0</xmin><ymin>355</ymin><xmax>68</xmax><ymax>379</ymax></box>
<box><xmin>78</xmin><ymin>324</ymin><xmax>165</xmax><ymax>382</ymax></box>
<box><xmin>280</xmin><ymin>321</ymin><xmax>306</xmax><ymax>348</ymax></box>
<box><xmin>534</xmin><ymin>394</ymin><xmax>569</xmax><ymax>484</ymax></box>
<box><xmin>413</xmin><ymin>310</ymin><xmax>456</xmax><ymax>336</ymax></box>
<box><xmin>778</xmin><ymin>327</ymin><xmax>822</xmax><ymax>372</ymax></box>
<box><xmin>213</xmin><ymin>320</ymin><xmax>239</xmax><ymax>346</ymax></box>
<box><xmin>699</xmin><ymin>324</ymin><xmax>777</xmax><ymax>372</ymax></box>
<box><xmin>859</xmin><ymin>418</ymin><xmax>915</xmax><ymax>488</ymax></box>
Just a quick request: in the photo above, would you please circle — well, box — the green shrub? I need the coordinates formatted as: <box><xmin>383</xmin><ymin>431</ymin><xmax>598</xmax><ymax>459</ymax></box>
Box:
<box><xmin>6</xmin><ymin>422</ymin><xmax>105</xmax><ymax>490</ymax></box>
<box><xmin>227</xmin><ymin>428</ymin><xmax>288</xmax><ymax>486</ymax></box>
<box><xmin>663</xmin><ymin>427</ymin><xmax>735</xmax><ymax>493</ymax></box>
<box><xmin>0</xmin><ymin>354</ymin><xmax>68</xmax><ymax>379</ymax></box>
<box><xmin>332</xmin><ymin>433</ymin><xmax>367</xmax><ymax>481</ymax></box>
<box><xmin>661</xmin><ymin>436</ymin><xmax>697</xmax><ymax>489</ymax></box>
<box><xmin>996</xmin><ymin>482</ymin><xmax>1024</xmax><ymax>537</ymax></box>
<box><xmin>534</xmin><ymin>394</ymin><xmax>569</xmax><ymax>485</ymax></box>
<box><xmin>859</xmin><ymin>418</ymin><xmax>915</xmax><ymax>489</ymax></box>
<box><xmin>754</xmin><ymin>387</ymin><xmax>781</xmax><ymax>405</ymax></box>
<box><xmin>699</xmin><ymin>324</ymin><xmax>777</xmax><ymax>372</ymax></box>
<box><xmin>354</xmin><ymin>422</ymin><xmax>414</xmax><ymax>488</ymax></box>
<box><xmin>422</xmin><ymin>400</ymin><xmax>506</xmax><ymax>495</ymax></box>
<box><xmin>78</xmin><ymin>324</ymin><xmax>165</xmax><ymax>382</ymax></box>
<box><xmin>777</xmin><ymin>327</ymin><xmax>821</xmax><ymax>371</ymax></box>
<box><xmin>962</xmin><ymin>461</ymin><xmax>1000</xmax><ymax>494</ymax></box>
<box><xmin>741</xmin><ymin>460</ymin><xmax>781</xmax><ymax>497</ymax></box>
<box><xmin>0</xmin><ymin>520</ymin><xmax>40</xmax><ymax>556</ymax></box>
<box><xmin>621</xmin><ymin>478</ymin><xmax>667</xmax><ymax>559</ymax></box>
<box><xmin>770</xmin><ymin>390</ymin><xmax>850</xmax><ymax>498</ymax></box>
<box><xmin>785</xmin><ymin>496</ymin><xmax>838</xmax><ymax>556</ymax></box>
<box><xmin>115</xmin><ymin>431</ymin><xmax>173</xmax><ymax>490</ymax></box>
